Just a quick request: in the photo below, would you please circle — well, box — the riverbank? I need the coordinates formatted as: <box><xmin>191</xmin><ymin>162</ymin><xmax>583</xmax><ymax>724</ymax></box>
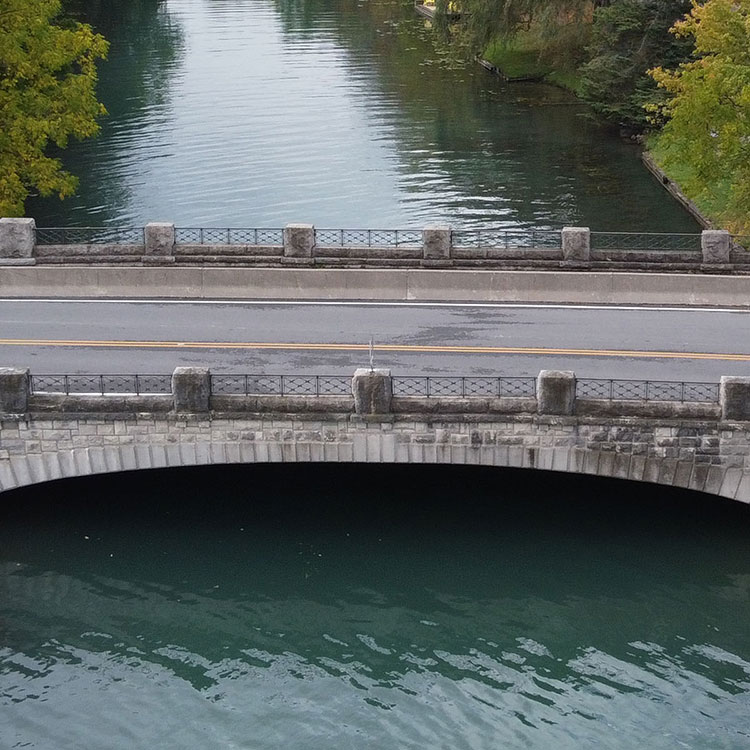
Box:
<box><xmin>646</xmin><ymin>139</ymin><xmax>748</xmax><ymax>236</ymax></box>
<box><xmin>641</xmin><ymin>152</ymin><xmax>712</xmax><ymax>229</ymax></box>
<box><xmin>481</xmin><ymin>36</ymin><xmax>582</xmax><ymax>93</ymax></box>
<box><xmin>478</xmin><ymin>36</ymin><xmax>730</xmax><ymax>234</ymax></box>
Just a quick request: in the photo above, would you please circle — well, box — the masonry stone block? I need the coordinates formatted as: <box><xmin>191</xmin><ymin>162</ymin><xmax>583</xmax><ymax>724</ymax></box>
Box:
<box><xmin>537</xmin><ymin>370</ymin><xmax>576</xmax><ymax>416</ymax></box>
<box><xmin>701</xmin><ymin>229</ymin><xmax>730</xmax><ymax>263</ymax></box>
<box><xmin>10</xmin><ymin>456</ymin><xmax>32</xmax><ymax>486</ymax></box>
<box><xmin>145</xmin><ymin>222</ymin><xmax>175</xmax><ymax>256</ymax></box>
<box><xmin>720</xmin><ymin>376</ymin><xmax>750</xmax><ymax>421</ymax></box>
<box><xmin>561</xmin><ymin>227</ymin><xmax>590</xmax><ymax>262</ymax></box>
<box><xmin>0</xmin><ymin>463</ymin><xmax>17</xmax><ymax>491</ymax></box>
<box><xmin>352</xmin><ymin>368</ymin><xmax>392</xmax><ymax>415</ymax></box>
<box><xmin>422</xmin><ymin>225</ymin><xmax>451</xmax><ymax>260</ymax></box>
<box><xmin>0</xmin><ymin>218</ymin><xmax>36</xmax><ymax>264</ymax></box>
<box><xmin>172</xmin><ymin>367</ymin><xmax>210</xmax><ymax>412</ymax></box>
<box><xmin>736</xmin><ymin>473</ymin><xmax>750</xmax><ymax>503</ymax></box>
<box><xmin>0</xmin><ymin>368</ymin><xmax>29</xmax><ymax>413</ymax></box>
<box><xmin>283</xmin><ymin>223</ymin><xmax>315</xmax><ymax>258</ymax></box>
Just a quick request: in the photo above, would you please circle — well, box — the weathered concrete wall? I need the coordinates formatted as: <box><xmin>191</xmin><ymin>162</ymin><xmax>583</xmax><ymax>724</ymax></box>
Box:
<box><xmin>3</xmin><ymin>266</ymin><xmax>750</xmax><ymax>306</ymax></box>
<box><xmin>0</xmin><ymin>412</ymin><xmax>748</xmax><ymax>502</ymax></box>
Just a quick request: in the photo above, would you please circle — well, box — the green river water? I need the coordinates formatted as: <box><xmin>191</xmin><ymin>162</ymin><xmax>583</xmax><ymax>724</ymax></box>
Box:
<box><xmin>1</xmin><ymin>465</ymin><xmax>749</xmax><ymax>748</ymax></box>
<box><xmin>5</xmin><ymin>1</ymin><xmax>749</xmax><ymax>747</ymax></box>
<box><xmin>29</xmin><ymin>0</ymin><xmax>699</xmax><ymax>231</ymax></box>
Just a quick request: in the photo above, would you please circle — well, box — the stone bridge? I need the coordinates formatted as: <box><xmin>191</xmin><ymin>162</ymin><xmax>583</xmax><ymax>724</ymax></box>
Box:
<box><xmin>1</xmin><ymin>217</ymin><xmax>747</xmax><ymax>270</ymax></box>
<box><xmin>1</xmin><ymin>367</ymin><xmax>749</xmax><ymax>503</ymax></box>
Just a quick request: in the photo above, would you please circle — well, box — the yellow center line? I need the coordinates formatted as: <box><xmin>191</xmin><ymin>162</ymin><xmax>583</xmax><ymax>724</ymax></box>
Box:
<box><xmin>0</xmin><ymin>337</ymin><xmax>748</xmax><ymax>361</ymax></box>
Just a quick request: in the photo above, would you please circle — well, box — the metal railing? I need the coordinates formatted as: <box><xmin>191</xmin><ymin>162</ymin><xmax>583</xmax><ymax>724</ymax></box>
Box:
<box><xmin>35</xmin><ymin>227</ymin><xmax>145</xmax><ymax>245</ymax></box>
<box><xmin>30</xmin><ymin>375</ymin><xmax>172</xmax><ymax>395</ymax></box>
<box><xmin>590</xmin><ymin>232</ymin><xmax>702</xmax><ymax>252</ymax></box>
<box><xmin>452</xmin><ymin>229</ymin><xmax>561</xmax><ymax>249</ymax></box>
<box><xmin>31</xmin><ymin>227</ymin><xmax>745</xmax><ymax>256</ymax></box>
<box><xmin>392</xmin><ymin>376</ymin><xmax>537</xmax><ymax>398</ymax></box>
<box><xmin>174</xmin><ymin>228</ymin><xmax>284</xmax><ymax>245</ymax></box>
<box><xmin>576</xmin><ymin>379</ymin><xmax>719</xmax><ymax>402</ymax></box>
<box><xmin>314</xmin><ymin>229</ymin><xmax>422</xmax><ymax>247</ymax></box>
<box><xmin>27</xmin><ymin>374</ymin><xmax>721</xmax><ymax>402</ymax></box>
<box><xmin>210</xmin><ymin>374</ymin><xmax>352</xmax><ymax>396</ymax></box>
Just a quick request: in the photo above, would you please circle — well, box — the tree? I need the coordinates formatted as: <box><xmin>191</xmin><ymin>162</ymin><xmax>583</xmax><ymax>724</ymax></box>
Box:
<box><xmin>0</xmin><ymin>0</ymin><xmax>108</xmax><ymax>216</ymax></box>
<box><xmin>648</xmin><ymin>0</ymin><xmax>750</xmax><ymax>231</ymax></box>
<box><xmin>579</xmin><ymin>0</ymin><xmax>692</xmax><ymax>131</ymax></box>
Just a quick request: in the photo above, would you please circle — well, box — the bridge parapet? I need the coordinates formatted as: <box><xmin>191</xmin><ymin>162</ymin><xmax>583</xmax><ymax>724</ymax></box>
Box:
<box><xmin>0</xmin><ymin>367</ymin><xmax>733</xmax><ymax>419</ymax></box>
<box><xmin>3</xmin><ymin>218</ymin><xmax>748</xmax><ymax>273</ymax></box>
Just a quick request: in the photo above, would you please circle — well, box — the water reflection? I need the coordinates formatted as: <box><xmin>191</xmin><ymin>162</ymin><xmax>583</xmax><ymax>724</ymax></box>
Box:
<box><xmin>1</xmin><ymin>465</ymin><xmax>748</xmax><ymax>748</ymax></box>
<box><xmin>27</xmin><ymin>0</ymin><xmax>185</xmax><ymax>225</ymax></box>
<box><xmin>29</xmin><ymin>0</ymin><xmax>698</xmax><ymax>231</ymax></box>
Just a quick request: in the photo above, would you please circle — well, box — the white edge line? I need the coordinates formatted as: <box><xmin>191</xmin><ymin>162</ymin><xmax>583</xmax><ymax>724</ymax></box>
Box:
<box><xmin>0</xmin><ymin>298</ymin><xmax>748</xmax><ymax>314</ymax></box>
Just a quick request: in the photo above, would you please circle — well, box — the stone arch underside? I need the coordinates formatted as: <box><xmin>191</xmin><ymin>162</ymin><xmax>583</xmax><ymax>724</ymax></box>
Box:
<box><xmin>1</xmin><ymin>436</ymin><xmax>747</xmax><ymax>503</ymax></box>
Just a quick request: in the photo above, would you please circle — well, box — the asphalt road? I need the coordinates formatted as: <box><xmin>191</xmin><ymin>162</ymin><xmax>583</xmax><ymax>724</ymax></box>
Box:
<box><xmin>1</xmin><ymin>299</ymin><xmax>748</xmax><ymax>382</ymax></box>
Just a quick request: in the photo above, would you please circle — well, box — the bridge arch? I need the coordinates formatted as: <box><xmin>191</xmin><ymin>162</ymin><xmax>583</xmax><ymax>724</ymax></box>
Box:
<box><xmin>1</xmin><ymin>426</ymin><xmax>747</xmax><ymax>504</ymax></box>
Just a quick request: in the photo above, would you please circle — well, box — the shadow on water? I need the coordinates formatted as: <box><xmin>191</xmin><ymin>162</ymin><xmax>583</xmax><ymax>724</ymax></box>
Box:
<box><xmin>1</xmin><ymin>465</ymin><xmax>749</xmax><ymax>748</ymax></box>
<box><xmin>2</xmin><ymin>464</ymin><xmax>749</xmax><ymax>631</ymax></box>
<box><xmin>27</xmin><ymin>0</ymin><xmax>185</xmax><ymax>225</ymax></box>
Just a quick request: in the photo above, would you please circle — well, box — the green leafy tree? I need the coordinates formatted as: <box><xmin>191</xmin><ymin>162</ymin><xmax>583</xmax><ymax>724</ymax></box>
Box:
<box><xmin>649</xmin><ymin>0</ymin><xmax>750</xmax><ymax>231</ymax></box>
<box><xmin>0</xmin><ymin>0</ymin><xmax>108</xmax><ymax>216</ymax></box>
<box><xmin>579</xmin><ymin>0</ymin><xmax>692</xmax><ymax>131</ymax></box>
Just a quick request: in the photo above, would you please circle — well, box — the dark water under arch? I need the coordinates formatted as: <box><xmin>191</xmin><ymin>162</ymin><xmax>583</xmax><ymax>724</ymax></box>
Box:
<box><xmin>2</xmin><ymin>464</ymin><xmax>749</xmax><ymax>748</ymax></box>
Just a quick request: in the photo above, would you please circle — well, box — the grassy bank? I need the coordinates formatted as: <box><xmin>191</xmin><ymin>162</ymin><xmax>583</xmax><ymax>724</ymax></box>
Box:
<box><xmin>647</xmin><ymin>136</ymin><xmax>735</xmax><ymax>231</ymax></box>
<box><xmin>481</xmin><ymin>32</ymin><xmax>744</xmax><ymax>235</ymax></box>
<box><xmin>482</xmin><ymin>35</ymin><xmax>583</xmax><ymax>95</ymax></box>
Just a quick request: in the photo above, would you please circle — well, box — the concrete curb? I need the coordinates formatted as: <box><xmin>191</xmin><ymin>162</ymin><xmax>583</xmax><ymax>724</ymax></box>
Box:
<box><xmin>2</xmin><ymin>266</ymin><xmax>750</xmax><ymax>307</ymax></box>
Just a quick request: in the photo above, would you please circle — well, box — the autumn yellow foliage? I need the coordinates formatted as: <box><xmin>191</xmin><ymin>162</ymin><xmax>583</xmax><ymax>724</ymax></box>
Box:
<box><xmin>0</xmin><ymin>0</ymin><xmax>108</xmax><ymax>216</ymax></box>
<box><xmin>648</xmin><ymin>0</ymin><xmax>750</xmax><ymax>233</ymax></box>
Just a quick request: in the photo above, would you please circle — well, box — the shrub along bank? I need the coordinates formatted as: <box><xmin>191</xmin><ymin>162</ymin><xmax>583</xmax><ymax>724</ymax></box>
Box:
<box><xmin>439</xmin><ymin>0</ymin><xmax>750</xmax><ymax>233</ymax></box>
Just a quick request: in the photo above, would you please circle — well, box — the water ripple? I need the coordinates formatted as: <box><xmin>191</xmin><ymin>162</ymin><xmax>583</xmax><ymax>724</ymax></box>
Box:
<box><xmin>29</xmin><ymin>0</ymin><xmax>699</xmax><ymax>231</ymax></box>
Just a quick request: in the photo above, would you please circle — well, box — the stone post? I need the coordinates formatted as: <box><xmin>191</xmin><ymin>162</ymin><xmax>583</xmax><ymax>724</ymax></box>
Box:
<box><xmin>144</xmin><ymin>222</ymin><xmax>175</xmax><ymax>263</ymax></box>
<box><xmin>537</xmin><ymin>370</ymin><xmax>576</xmax><ymax>416</ymax></box>
<box><xmin>172</xmin><ymin>367</ymin><xmax>210</xmax><ymax>412</ymax></box>
<box><xmin>701</xmin><ymin>229</ymin><xmax>730</xmax><ymax>264</ymax></box>
<box><xmin>422</xmin><ymin>225</ymin><xmax>452</xmax><ymax>262</ymax></box>
<box><xmin>561</xmin><ymin>227</ymin><xmax>590</xmax><ymax>263</ymax></box>
<box><xmin>0</xmin><ymin>368</ymin><xmax>30</xmax><ymax>413</ymax></box>
<box><xmin>720</xmin><ymin>376</ymin><xmax>750</xmax><ymax>421</ymax></box>
<box><xmin>283</xmin><ymin>224</ymin><xmax>315</xmax><ymax>258</ymax></box>
<box><xmin>0</xmin><ymin>218</ymin><xmax>36</xmax><ymax>265</ymax></box>
<box><xmin>352</xmin><ymin>368</ymin><xmax>392</xmax><ymax>416</ymax></box>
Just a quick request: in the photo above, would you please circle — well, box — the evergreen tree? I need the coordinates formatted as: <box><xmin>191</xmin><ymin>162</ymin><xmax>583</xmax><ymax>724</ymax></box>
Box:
<box><xmin>579</xmin><ymin>0</ymin><xmax>692</xmax><ymax>131</ymax></box>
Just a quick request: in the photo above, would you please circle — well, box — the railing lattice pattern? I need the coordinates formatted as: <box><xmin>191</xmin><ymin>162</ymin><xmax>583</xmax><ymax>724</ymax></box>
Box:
<box><xmin>210</xmin><ymin>375</ymin><xmax>352</xmax><ymax>396</ymax></box>
<box><xmin>590</xmin><ymin>233</ymin><xmax>701</xmax><ymax>252</ymax></box>
<box><xmin>36</xmin><ymin>227</ymin><xmax>145</xmax><ymax>245</ymax></box>
<box><xmin>31</xmin><ymin>375</ymin><xmax>172</xmax><ymax>395</ymax></box>
<box><xmin>392</xmin><ymin>376</ymin><xmax>537</xmax><ymax>398</ymax></box>
<box><xmin>576</xmin><ymin>379</ymin><xmax>719</xmax><ymax>402</ymax></box>
<box><xmin>174</xmin><ymin>228</ymin><xmax>284</xmax><ymax>245</ymax></box>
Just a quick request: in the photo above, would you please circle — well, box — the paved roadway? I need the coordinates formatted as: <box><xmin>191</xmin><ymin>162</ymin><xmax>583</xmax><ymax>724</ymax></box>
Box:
<box><xmin>0</xmin><ymin>299</ymin><xmax>748</xmax><ymax>381</ymax></box>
